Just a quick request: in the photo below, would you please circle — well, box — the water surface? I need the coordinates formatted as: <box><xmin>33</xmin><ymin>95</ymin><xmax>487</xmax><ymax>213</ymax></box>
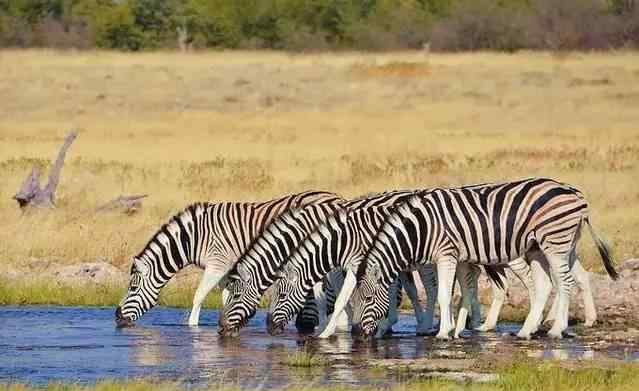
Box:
<box><xmin>1</xmin><ymin>306</ymin><xmax>637</xmax><ymax>388</ymax></box>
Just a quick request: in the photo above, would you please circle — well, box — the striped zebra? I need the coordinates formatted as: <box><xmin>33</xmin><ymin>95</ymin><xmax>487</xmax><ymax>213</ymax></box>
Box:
<box><xmin>218</xmin><ymin>190</ymin><xmax>432</xmax><ymax>337</ymax></box>
<box><xmin>114</xmin><ymin>191</ymin><xmax>341</xmax><ymax>327</ymax></box>
<box><xmin>344</xmin><ymin>178</ymin><xmax>618</xmax><ymax>340</ymax></box>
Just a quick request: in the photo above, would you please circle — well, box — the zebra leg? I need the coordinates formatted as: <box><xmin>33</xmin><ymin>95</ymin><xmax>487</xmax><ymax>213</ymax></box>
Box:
<box><xmin>317</xmin><ymin>270</ymin><xmax>357</xmax><ymax>339</ymax></box>
<box><xmin>375</xmin><ymin>278</ymin><xmax>400</xmax><ymax>338</ymax></box>
<box><xmin>313</xmin><ymin>281</ymin><xmax>329</xmax><ymax>331</ymax></box>
<box><xmin>188</xmin><ymin>267</ymin><xmax>226</xmax><ymax>326</ymax></box>
<box><xmin>517</xmin><ymin>256</ymin><xmax>552</xmax><ymax>339</ymax></box>
<box><xmin>544</xmin><ymin>280</ymin><xmax>559</xmax><ymax>325</ymax></box>
<box><xmin>435</xmin><ymin>258</ymin><xmax>457</xmax><ymax>340</ymax></box>
<box><xmin>572</xmin><ymin>257</ymin><xmax>596</xmax><ymax>327</ymax></box>
<box><xmin>545</xmin><ymin>253</ymin><xmax>575</xmax><ymax>339</ymax></box>
<box><xmin>399</xmin><ymin>271</ymin><xmax>429</xmax><ymax>335</ymax></box>
<box><xmin>476</xmin><ymin>270</ymin><xmax>508</xmax><ymax>332</ymax></box>
<box><xmin>335</xmin><ymin>308</ymin><xmax>350</xmax><ymax>332</ymax></box>
<box><xmin>467</xmin><ymin>264</ymin><xmax>482</xmax><ymax>329</ymax></box>
<box><xmin>324</xmin><ymin>269</ymin><xmax>350</xmax><ymax>332</ymax></box>
<box><xmin>454</xmin><ymin>263</ymin><xmax>481</xmax><ymax>338</ymax></box>
<box><xmin>417</xmin><ymin>264</ymin><xmax>437</xmax><ymax>333</ymax></box>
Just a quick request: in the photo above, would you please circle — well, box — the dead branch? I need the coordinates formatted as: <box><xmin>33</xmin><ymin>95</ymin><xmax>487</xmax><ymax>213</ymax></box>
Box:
<box><xmin>95</xmin><ymin>195</ymin><xmax>148</xmax><ymax>215</ymax></box>
<box><xmin>13</xmin><ymin>131</ymin><xmax>77</xmax><ymax>209</ymax></box>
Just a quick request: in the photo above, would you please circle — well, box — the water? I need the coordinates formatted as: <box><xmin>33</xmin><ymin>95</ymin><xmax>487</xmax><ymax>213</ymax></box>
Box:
<box><xmin>1</xmin><ymin>306</ymin><xmax>637</xmax><ymax>388</ymax></box>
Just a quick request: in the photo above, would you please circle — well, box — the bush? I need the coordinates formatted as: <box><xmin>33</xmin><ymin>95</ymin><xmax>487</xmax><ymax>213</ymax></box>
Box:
<box><xmin>0</xmin><ymin>0</ymin><xmax>637</xmax><ymax>51</ymax></box>
<box><xmin>526</xmin><ymin>0</ymin><xmax>616</xmax><ymax>50</ymax></box>
<box><xmin>31</xmin><ymin>17</ymin><xmax>93</xmax><ymax>49</ymax></box>
<box><xmin>93</xmin><ymin>4</ymin><xmax>145</xmax><ymax>51</ymax></box>
<box><xmin>346</xmin><ymin>0</ymin><xmax>432</xmax><ymax>50</ymax></box>
<box><xmin>431</xmin><ymin>0</ymin><xmax>526</xmax><ymax>51</ymax></box>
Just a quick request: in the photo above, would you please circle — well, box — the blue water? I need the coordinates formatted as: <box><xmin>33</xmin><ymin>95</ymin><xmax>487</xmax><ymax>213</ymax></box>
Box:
<box><xmin>0</xmin><ymin>306</ymin><xmax>637</xmax><ymax>388</ymax></box>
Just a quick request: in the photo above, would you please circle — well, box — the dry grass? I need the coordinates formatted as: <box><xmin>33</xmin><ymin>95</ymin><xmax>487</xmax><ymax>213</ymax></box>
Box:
<box><xmin>0</xmin><ymin>50</ymin><xmax>638</xmax><ymax>278</ymax></box>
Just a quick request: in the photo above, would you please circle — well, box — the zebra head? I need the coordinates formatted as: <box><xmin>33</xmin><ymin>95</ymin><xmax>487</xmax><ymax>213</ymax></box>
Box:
<box><xmin>115</xmin><ymin>256</ymin><xmax>160</xmax><ymax>327</ymax></box>
<box><xmin>266</xmin><ymin>264</ymin><xmax>305</xmax><ymax>336</ymax></box>
<box><xmin>218</xmin><ymin>263</ymin><xmax>260</xmax><ymax>337</ymax></box>
<box><xmin>350</xmin><ymin>262</ymin><xmax>389</xmax><ymax>339</ymax></box>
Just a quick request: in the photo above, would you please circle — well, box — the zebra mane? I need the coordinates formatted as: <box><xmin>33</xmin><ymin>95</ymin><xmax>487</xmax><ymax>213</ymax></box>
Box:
<box><xmin>136</xmin><ymin>202</ymin><xmax>211</xmax><ymax>258</ymax></box>
<box><xmin>227</xmin><ymin>202</ymin><xmax>342</xmax><ymax>282</ymax></box>
<box><xmin>281</xmin><ymin>207</ymin><xmax>351</xmax><ymax>278</ymax></box>
<box><xmin>348</xmin><ymin>189</ymin><xmax>414</xmax><ymax>203</ymax></box>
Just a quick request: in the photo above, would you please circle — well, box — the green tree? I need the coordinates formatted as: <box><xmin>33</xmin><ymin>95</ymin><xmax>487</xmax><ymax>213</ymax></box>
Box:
<box><xmin>94</xmin><ymin>2</ymin><xmax>144</xmax><ymax>50</ymax></box>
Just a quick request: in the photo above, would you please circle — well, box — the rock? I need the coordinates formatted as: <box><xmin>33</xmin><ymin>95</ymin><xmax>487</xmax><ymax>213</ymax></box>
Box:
<box><xmin>619</xmin><ymin>258</ymin><xmax>639</xmax><ymax>272</ymax></box>
<box><xmin>370</xmin><ymin>357</ymin><xmax>498</xmax><ymax>383</ymax></box>
<box><xmin>52</xmin><ymin>262</ymin><xmax>127</xmax><ymax>284</ymax></box>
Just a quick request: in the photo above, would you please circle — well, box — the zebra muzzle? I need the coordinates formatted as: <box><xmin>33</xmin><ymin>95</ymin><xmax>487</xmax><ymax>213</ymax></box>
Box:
<box><xmin>114</xmin><ymin>307</ymin><xmax>134</xmax><ymax>328</ymax></box>
<box><xmin>218</xmin><ymin>316</ymin><xmax>240</xmax><ymax>338</ymax></box>
<box><xmin>266</xmin><ymin>313</ymin><xmax>285</xmax><ymax>336</ymax></box>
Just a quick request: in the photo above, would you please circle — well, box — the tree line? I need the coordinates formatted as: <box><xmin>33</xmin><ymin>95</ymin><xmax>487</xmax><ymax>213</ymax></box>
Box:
<box><xmin>0</xmin><ymin>0</ymin><xmax>637</xmax><ymax>51</ymax></box>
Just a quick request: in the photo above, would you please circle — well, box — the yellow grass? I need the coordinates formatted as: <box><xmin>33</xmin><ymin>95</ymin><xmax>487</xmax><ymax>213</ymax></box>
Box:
<box><xmin>1</xmin><ymin>49</ymin><xmax>638</xmax><ymax>277</ymax></box>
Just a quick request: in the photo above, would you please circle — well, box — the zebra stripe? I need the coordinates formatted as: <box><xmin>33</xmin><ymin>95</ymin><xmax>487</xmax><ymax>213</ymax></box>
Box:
<box><xmin>351</xmin><ymin>178</ymin><xmax>617</xmax><ymax>339</ymax></box>
<box><xmin>115</xmin><ymin>191</ymin><xmax>341</xmax><ymax>327</ymax></box>
<box><xmin>219</xmin><ymin>190</ymin><xmax>420</xmax><ymax>336</ymax></box>
<box><xmin>266</xmin><ymin>195</ymin><xmax>421</xmax><ymax>335</ymax></box>
<box><xmin>218</xmin><ymin>202</ymin><xmax>343</xmax><ymax>336</ymax></box>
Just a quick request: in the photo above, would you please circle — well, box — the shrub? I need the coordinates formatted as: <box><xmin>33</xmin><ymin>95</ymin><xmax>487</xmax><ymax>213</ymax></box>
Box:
<box><xmin>526</xmin><ymin>0</ymin><xmax>615</xmax><ymax>50</ymax></box>
<box><xmin>346</xmin><ymin>0</ymin><xmax>432</xmax><ymax>50</ymax></box>
<box><xmin>430</xmin><ymin>0</ymin><xmax>527</xmax><ymax>51</ymax></box>
<box><xmin>93</xmin><ymin>3</ymin><xmax>145</xmax><ymax>51</ymax></box>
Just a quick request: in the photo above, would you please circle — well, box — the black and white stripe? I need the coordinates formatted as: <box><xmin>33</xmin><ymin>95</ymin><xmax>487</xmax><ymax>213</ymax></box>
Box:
<box><xmin>351</xmin><ymin>178</ymin><xmax>617</xmax><ymax>339</ymax></box>
<box><xmin>219</xmin><ymin>190</ymin><xmax>427</xmax><ymax>337</ymax></box>
<box><xmin>115</xmin><ymin>191</ymin><xmax>341</xmax><ymax>327</ymax></box>
<box><xmin>218</xmin><ymin>202</ymin><xmax>343</xmax><ymax>336</ymax></box>
<box><xmin>266</xmin><ymin>195</ymin><xmax>427</xmax><ymax>337</ymax></box>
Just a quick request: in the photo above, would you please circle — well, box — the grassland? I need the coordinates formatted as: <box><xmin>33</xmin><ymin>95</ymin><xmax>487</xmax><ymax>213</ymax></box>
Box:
<box><xmin>1</xmin><ymin>50</ymin><xmax>638</xmax><ymax>305</ymax></box>
<box><xmin>2</xmin><ymin>361</ymin><xmax>639</xmax><ymax>391</ymax></box>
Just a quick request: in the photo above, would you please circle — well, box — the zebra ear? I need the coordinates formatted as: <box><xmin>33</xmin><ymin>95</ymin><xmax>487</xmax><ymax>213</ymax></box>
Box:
<box><xmin>237</xmin><ymin>263</ymin><xmax>251</xmax><ymax>282</ymax></box>
<box><xmin>133</xmin><ymin>258</ymin><xmax>149</xmax><ymax>277</ymax></box>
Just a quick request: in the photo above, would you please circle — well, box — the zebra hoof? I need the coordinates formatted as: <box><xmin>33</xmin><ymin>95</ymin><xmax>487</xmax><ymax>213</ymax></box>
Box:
<box><xmin>515</xmin><ymin>331</ymin><xmax>532</xmax><ymax>340</ymax></box>
<box><xmin>547</xmin><ymin>329</ymin><xmax>564</xmax><ymax>339</ymax></box>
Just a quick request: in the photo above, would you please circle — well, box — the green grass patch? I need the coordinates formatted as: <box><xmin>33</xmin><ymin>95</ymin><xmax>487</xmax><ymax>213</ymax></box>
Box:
<box><xmin>280</xmin><ymin>349</ymin><xmax>328</xmax><ymax>368</ymax></box>
<box><xmin>0</xmin><ymin>278</ymin><xmax>224</xmax><ymax>309</ymax></box>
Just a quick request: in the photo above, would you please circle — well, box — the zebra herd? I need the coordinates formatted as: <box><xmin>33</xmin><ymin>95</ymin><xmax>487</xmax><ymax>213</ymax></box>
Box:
<box><xmin>115</xmin><ymin>178</ymin><xmax>619</xmax><ymax>341</ymax></box>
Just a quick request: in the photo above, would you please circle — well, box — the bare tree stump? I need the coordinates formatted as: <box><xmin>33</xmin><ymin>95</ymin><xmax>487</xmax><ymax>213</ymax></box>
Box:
<box><xmin>96</xmin><ymin>195</ymin><xmax>148</xmax><ymax>215</ymax></box>
<box><xmin>13</xmin><ymin>132</ymin><xmax>77</xmax><ymax>209</ymax></box>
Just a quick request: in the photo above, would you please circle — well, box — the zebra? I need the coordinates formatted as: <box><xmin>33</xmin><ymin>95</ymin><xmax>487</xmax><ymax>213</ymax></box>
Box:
<box><xmin>114</xmin><ymin>191</ymin><xmax>341</xmax><ymax>327</ymax></box>
<box><xmin>344</xmin><ymin>178</ymin><xmax>618</xmax><ymax>340</ymax></box>
<box><xmin>218</xmin><ymin>190</ymin><xmax>433</xmax><ymax>338</ymax></box>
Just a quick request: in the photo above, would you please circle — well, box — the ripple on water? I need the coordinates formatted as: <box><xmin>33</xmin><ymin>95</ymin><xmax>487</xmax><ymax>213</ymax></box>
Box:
<box><xmin>0</xmin><ymin>306</ymin><xmax>637</xmax><ymax>388</ymax></box>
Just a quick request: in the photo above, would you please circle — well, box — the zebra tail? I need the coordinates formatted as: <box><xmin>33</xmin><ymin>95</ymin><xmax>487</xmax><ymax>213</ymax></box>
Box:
<box><xmin>584</xmin><ymin>216</ymin><xmax>619</xmax><ymax>281</ymax></box>
<box><xmin>483</xmin><ymin>265</ymin><xmax>507</xmax><ymax>291</ymax></box>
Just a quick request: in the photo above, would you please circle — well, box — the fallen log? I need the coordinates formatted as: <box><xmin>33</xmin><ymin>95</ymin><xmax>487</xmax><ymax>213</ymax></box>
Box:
<box><xmin>13</xmin><ymin>132</ymin><xmax>77</xmax><ymax>209</ymax></box>
<box><xmin>95</xmin><ymin>195</ymin><xmax>148</xmax><ymax>215</ymax></box>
